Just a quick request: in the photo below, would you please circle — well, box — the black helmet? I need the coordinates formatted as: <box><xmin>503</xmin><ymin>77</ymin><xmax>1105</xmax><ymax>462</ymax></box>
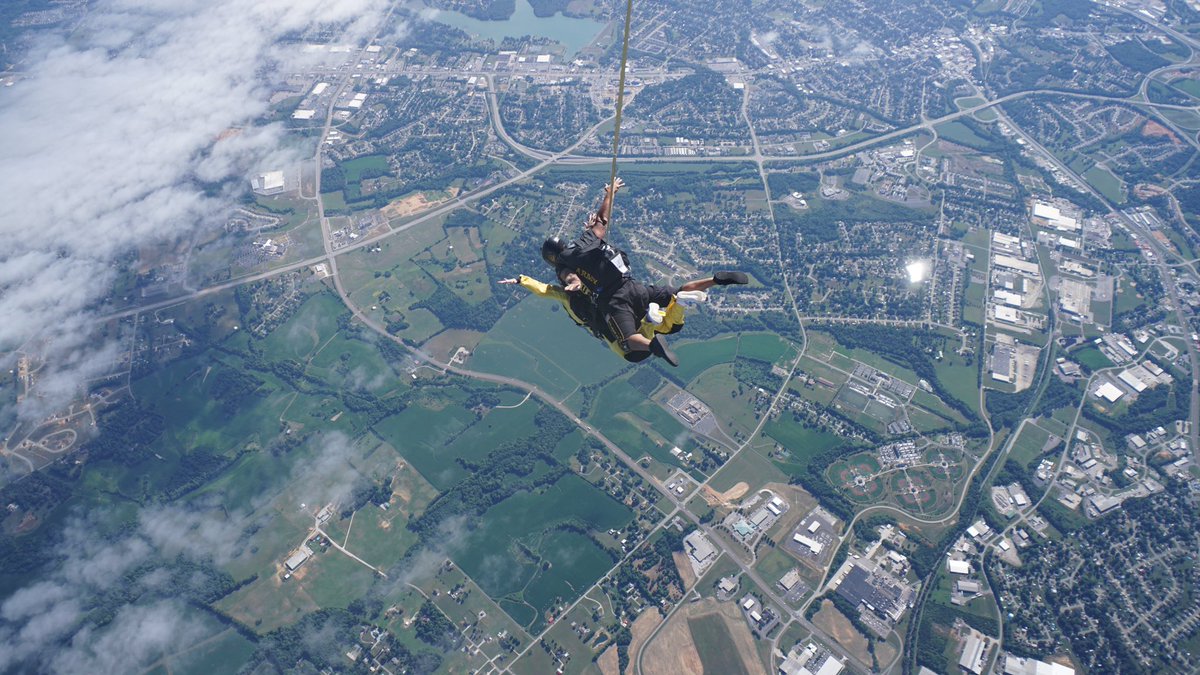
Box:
<box><xmin>542</xmin><ymin>236</ymin><xmax>566</xmax><ymax>266</ymax></box>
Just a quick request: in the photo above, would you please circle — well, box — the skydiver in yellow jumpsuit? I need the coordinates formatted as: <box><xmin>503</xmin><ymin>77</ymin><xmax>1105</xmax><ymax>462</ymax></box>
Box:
<box><xmin>498</xmin><ymin>267</ymin><xmax>712</xmax><ymax>363</ymax></box>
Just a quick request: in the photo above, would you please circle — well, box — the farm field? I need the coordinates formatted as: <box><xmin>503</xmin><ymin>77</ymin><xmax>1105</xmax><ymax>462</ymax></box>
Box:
<box><xmin>451</xmin><ymin>473</ymin><xmax>633</xmax><ymax>633</ymax></box>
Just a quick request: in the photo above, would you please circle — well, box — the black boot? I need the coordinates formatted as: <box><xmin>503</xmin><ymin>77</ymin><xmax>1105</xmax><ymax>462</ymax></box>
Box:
<box><xmin>714</xmin><ymin>271</ymin><xmax>749</xmax><ymax>285</ymax></box>
<box><xmin>649</xmin><ymin>335</ymin><xmax>679</xmax><ymax>367</ymax></box>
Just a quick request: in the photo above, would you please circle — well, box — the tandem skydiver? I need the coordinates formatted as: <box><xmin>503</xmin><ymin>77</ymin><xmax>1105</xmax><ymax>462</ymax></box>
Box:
<box><xmin>498</xmin><ymin>266</ymin><xmax>712</xmax><ymax>363</ymax></box>
<box><xmin>536</xmin><ymin>177</ymin><xmax>750</xmax><ymax>366</ymax></box>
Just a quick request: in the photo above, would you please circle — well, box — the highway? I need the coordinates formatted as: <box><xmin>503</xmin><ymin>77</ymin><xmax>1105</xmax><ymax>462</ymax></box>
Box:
<box><xmin>85</xmin><ymin>11</ymin><xmax>1200</xmax><ymax>672</ymax></box>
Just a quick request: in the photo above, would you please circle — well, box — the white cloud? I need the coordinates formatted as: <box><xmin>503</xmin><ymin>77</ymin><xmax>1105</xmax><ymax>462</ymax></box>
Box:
<box><xmin>0</xmin><ymin>0</ymin><xmax>389</xmax><ymax>420</ymax></box>
<box><xmin>49</xmin><ymin>600</ymin><xmax>211</xmax><ymax>674</ymax></box>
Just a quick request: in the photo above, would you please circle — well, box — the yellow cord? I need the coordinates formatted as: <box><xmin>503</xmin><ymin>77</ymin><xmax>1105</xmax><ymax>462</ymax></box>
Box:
<box><xmin>608</xmin><ymin>0</ymin><xmax>634</xmax><ymax>196</ymax></box>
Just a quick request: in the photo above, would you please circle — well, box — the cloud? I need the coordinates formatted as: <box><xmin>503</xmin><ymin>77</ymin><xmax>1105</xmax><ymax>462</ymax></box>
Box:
<box><xmin>288</xmin><ymin>431</ymin><xmax>366</xmax><ymax>508</ymax></box>
<box><xmin>49</xmin><ymin>600</ymin><xmax>211</xmax><ymax>674</ymax></box>
<box><xmin>0</xmin><ymin>496</ymin><xmax>280</xmax><ymax>671</ymax></box>
<box><xmin>0</xmin><ymin>0</ymin><xmax>389</xmax><ymax>421</ymax></box>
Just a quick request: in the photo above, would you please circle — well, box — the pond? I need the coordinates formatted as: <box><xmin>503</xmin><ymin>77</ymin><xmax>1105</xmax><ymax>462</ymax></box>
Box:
<box><xmin>416</xmin><ymin>0</ymin><xmax>607</xmax><ymax>56</ymax></box>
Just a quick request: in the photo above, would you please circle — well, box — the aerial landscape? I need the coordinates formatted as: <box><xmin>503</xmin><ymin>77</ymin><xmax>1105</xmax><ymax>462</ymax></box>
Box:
<box><xmin>2</xmin><ymin>0</ymin><xmax>1200</xmax><ymax>673</ymax></box>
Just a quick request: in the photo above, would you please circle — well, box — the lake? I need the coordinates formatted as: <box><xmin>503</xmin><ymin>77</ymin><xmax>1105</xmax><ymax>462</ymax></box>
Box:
<box><xmin>417</xmin><ymin>0</ymin><xmax>608</xmax><ymax>56</ymax></box>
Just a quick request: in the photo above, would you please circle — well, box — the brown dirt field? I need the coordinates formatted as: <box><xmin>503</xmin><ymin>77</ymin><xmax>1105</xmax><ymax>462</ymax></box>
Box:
<box><xmin>672</xmin><ymin>551</ymin><xmax>698</xmax><ymax>590</ymax></box>
<box><xmin>702</xmin><ymin>481</ymin><xmax>750</xmax><ymax>507</ymax></box>
<box><xmin>642</xmin><ymin>598</ymin><xmax>763</xmax><ymax>675</ymax></box>
<box><xmin>812</xmin><ymin>600</ymin><xmax>872</xmax><ymax>665</ymax></box>
<box><xmin>640</xmin><ymin>607</ymin><xmax>704</xmax><ymax>675</ymax></box>
<box><xmin>626</xmin><ymin>608</ymin><xmax>663</xmax><ymax>674</ymax></box>
<box><xmin>381</xmin><ymin>188</ymin><xmax>458</xmax><ymax>219</ymax></box>
<box><xmin>1143</xmin><ymin>120</ymin><xmax>1179</xmax><ymax>142</ymax></box>
<box><xmin>597</xmin><ymin>646</ymin><xmax>619</xmax><ymax>675</ymax></box>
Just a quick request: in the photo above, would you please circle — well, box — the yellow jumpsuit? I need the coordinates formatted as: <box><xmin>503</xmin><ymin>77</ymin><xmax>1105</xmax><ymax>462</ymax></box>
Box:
<box><xmin>515</xmin><ymin>275</ymin><xmax>685</xmax><ymax>357</ymax></box>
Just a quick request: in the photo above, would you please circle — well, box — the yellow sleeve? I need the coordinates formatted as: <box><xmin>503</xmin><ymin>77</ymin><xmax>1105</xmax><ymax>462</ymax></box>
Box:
<box><xmin>518</xmin><ymin>275</ymin><xmax>569</xmax><ymax>303</ymax></box>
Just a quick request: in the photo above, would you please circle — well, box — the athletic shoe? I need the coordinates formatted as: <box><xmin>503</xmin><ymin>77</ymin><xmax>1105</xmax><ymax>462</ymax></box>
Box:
<box><xmin>676</xmin><ymin>290</ymin><xmax>708</xmax><ymax>305</ymax></box>
<box><xmin>647</xmin><ymin>302</ymin><xmax>665</xmax><ymax>325</ymax></box>
<box><xmin>649</xmin><ymin>335</ymin><xmax>679</xmax><ymax>367</ymax></box>
<box><xmin>714</xmin><ymin>271</ymin><xmax>749</xmax><ymax>285</ymax></box>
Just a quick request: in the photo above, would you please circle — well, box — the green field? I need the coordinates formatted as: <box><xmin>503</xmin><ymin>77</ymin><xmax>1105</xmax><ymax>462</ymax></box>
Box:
<box><xmin>934</xmin><ymin>121</ymin><xmax>994</xmax><ymax>148</ymax></box>
<box><xmin>373</xmin><ymin>401</ymin><xmax>478</xmax><ymax>490</ymax></box>
<box><xmin>1071</xmin><ymin>345</ymin><xmax>1113</xmax><ymax>371</ymax></box>
<box><xmin>754</xmin><ymin>547</ymin><xmax>798</xmax><ymax>588</ymax></box>
<box><xmin>764</xmin><ymin>419</ymin><xmax>846</xmax><ymax>461</ymax></box>
<box><xmin>341</xmin><ymin>154</ymin><xmax>390</xmax><ymax>183</ymax></box>
<box><xmin>686</xmin><ymin>364</ymin><xmax>759</xmax><ymax>437</ymax></box>
<box><xmin>453</xmin><ymin>473</ymin><xmax>633</xmax><ymax>632</ymax></box>
<box><xmin>168</xmin><ymin>628</ymin><xmax>258</xmax><ymax>675</ymax></box>
<box><xmin>1010</xmin><ymin>423</ymin><xmax>1056</xmax><ymax>468</ymax></box>
<box><xmin>472</xmin><ymin>296</ymin><xmax>619</xmax><ymax>399</ymax></box>
<box><xmin>1083</xmin><ymin>165</ymin><xmax>1125</xmax><ymax>203</ymax></box>
<box><xmin>738</xmin><ymin>332</ymin><xmax>794</xmax><ymax>363</ymax></box>
<box><xmin>588</xmin><ymin>375</ymin><xmax>692</xmax><ymax>469</ymax></box>
<box><xmin>709</xmin><ymin>444</ymin><xmax>789</xmax><ymax>492</ymax></box>
<box><xmin>671</xmin><ymin>335</ymin><xmax>740</xmax><ymax>383</ymax></box>
<box><xmin>688</xmin><ymin>613</ymin><xmax>752</xmax><ymax>675</ymax></box>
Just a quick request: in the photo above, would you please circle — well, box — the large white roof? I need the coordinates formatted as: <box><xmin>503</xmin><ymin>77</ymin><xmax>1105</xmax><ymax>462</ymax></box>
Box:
<box><xmin>1095</xmin><ymin>382</ymin><xmax>1124</xmax><ymax>402</ymax></box>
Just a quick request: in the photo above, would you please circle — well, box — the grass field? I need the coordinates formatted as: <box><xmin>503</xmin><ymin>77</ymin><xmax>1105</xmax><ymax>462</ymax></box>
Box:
<box><xmin>372</xmin><ymin>401</ymin><xmax>478</xmax><ymax>490</ymax></box>
<box><xmin>1083</xmin><ymin>165</ymin><xmax>1125</xmax><ymax>204</ymax></box>
<box><xmin>685</xmin><ymin>363</ymin><xmax>759</xmax><ymax>438</ymax></box>
<box><xmin>167</xmin><ymin>628</ymin><xmax>258</xmax><ymax>675</ymax></box>
<box><xmin>452</xmin><ymin>473</ymin><xmax>633</xmax><ymax>632</ymax></box>
<box><xmin>1071</xmin><ymin>345</ymin><xmax>1113</xmax><ymax>371</ymax></box>
<box><xmin>588</xmin><ymin>375</ymin><xmax>692</xmax><ymax>469</ymax></box>
<box><xmin>1010</xmin><ymin>423</ymin><xmax>1056</xmax><ymax>468</ymax></box>
<box><xmin>471</xmin><ymin>296</ymin><xmax>619</xmax><ymax>399</ymax></box>
<box><xmin>688</xmin><ymin>613</ymin><xmax>752</xmax><ymax>675</ymax></box>
<box><xmin>934</xmin><ymin>121</ymin><xmax>994</xmax><ymax>148</ymax></box>
<box><xmin>764</xmin><ymin>418</ymin><xmax>847</xmax><ymax>463</ymax></box>
<box><xmin>738</xmin><ymin>332</ymin><xmax>794</xmax><ymax>363</ymax></box>
<box><xmin>754</xmin><ymin>548</ymin><xmax>798</xmax><ymax>588</ymax></box>
<box><xmin>671</xmin><ymin>335</ymin><xmax>740</xmax><ymax>383</ymax></box>
<box><xmin>511</xmin><ymin>601</ymin><xmax>604</xmax><ymax>675</ymax></box>
<box><xmin>709</xmin><ymin>444</ymin><xmax>790</xmax><ymax>492</ymax></box>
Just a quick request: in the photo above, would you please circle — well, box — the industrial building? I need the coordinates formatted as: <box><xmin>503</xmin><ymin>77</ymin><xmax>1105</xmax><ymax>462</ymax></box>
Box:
<box><xmin>251</xmin><ymin>170</ymin><xmax>286</xmax><ymax>195</ymax></box>
<box><xmin>993</xmin><ymin>254</ymin><xmax>1041</xmax><ymax>277</ymax></box>
<box><xmin>1031</xmin><ymin>200</ymin><xmax>1081</xmax><ymax>232</ymax></box>
<box><xmin>684</xmin><ymin>531</ymin><xmax>716</xmax><ymax>566</ymax></box>
<box><xmin>1003</xmin><ymin>655</ymin><xmax>1076</xmax><ymax>675</ymax></box>
<box><xmin>834</xmin><ymin>564</ymin><xmax>910</xmax><ymax>623</ymax></box>
<box><xmin>991</xmin><ymin>343</ymin><xmax>1015</xmax><ymax>383</ymax></box>
<box><xmin>1093</xmin><ymin>381</ymin><xmax>1124</xmax><ymax>403</ymax></box>
<box><xmin>958</xmin><ymin>632</ymin><xmax>987</xmax><ymax>674</ymax></box>
<box><xmin>779</xmin><ymin>642</ymin><xmax>845</xmax><ymax>675</ymax></box>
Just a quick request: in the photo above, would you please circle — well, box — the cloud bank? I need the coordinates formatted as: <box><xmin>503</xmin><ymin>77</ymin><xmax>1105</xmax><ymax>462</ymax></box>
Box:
<box><xmin>0</xmin><ymin>0</ymin><xmax>387</xmax><ymax>420</ymax></box>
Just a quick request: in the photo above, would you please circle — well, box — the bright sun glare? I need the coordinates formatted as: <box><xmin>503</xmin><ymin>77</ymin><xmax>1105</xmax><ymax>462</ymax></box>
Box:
<box><xmin>906</xmin><ymin>260</ymin><xmax>930</xmax><ymax>283</ymax></box>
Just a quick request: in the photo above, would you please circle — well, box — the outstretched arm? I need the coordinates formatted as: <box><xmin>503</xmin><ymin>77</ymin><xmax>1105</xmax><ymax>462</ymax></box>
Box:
<box><xmin>587</xmin><ymin>177</ymin><xmax>624</xmax><ymax>239</ymax></box>
<box><xmin>499</xmin><ymin>275</ymin><xmax>568</xmax><ymax>302</ymax></box>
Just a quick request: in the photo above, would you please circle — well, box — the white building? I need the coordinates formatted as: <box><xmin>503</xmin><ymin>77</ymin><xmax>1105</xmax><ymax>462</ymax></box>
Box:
<box><xmin>684</xmin><ymin>531</ymin><xmax>717</xmax><ymax>565</ymax></box>
<box><xmin>793</xmin><ymin>533</ymin><xmax>823</xmax><ymax>554</ymax></box>
<box><xmin>959</xmin><ymin>633</ymin><xmax>986</xmax><ymax>674</ymax></box>
<box><xmin>1003</xmin><ymin>655</ymin><xmax>1076</xmax><ymax>675</ymax></box>
<box><xmin>285</xmin><ymin>548</ymin><xmax>310</xmax><ymax>571</ymax></box>
<box><xmin>1032</xmin><ymin>201</ymin><xmax>1081</xmax><ymax>232</ymax></box>
<box><xmin>252</xmin><ymin>170</ymin><xmax>286</xmax><ymax>195</ymax></box>
<box><xmin>1094</xmin><ymin>382</ymin><xmax>1125</xmax><ymax>403</ymax></box>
